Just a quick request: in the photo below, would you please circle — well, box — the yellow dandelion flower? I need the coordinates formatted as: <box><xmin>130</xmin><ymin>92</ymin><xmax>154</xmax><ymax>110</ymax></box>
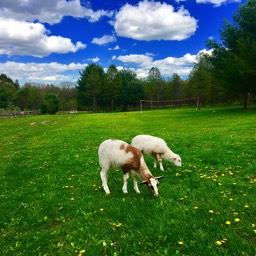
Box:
<box><xmin>253</xmin><ymin>230</ymin><xmax>256</xmax><ymax>233</ymax></box>
<box><xmin>244</xmin><ymin>204</ymin><xmax>249</xmax><ymax>208</ymax></box>
<box><xmin>215</xmin><ymin>241</ymin><xmax>222</xmax><ymax>246</ymax></box>
<box><xmin>100</xmin><ymin>208</ymin><xmax>104</xmax><ymax>211</ymax></box>
<box><xmin>235</xmin><ymin>218</ymin><xmax>240</xmax><ymax>222</ymax></box>
<box><xmin>209</xmin><ymin>210</ymin><xmax>214</xmax><ymax>214</ymax></box>
<box><xmin>78</xmin><ymin>249</ymin><xmax>85</xmax><ymax>255</ymax></box>
<box><xmin>178</xmin><ymin>241</ymin><xmax>184</xmax><ymax>245</ymax></box>
<box><xmin>226</xmin><ymin>221</ymin><xmax>231</xmax><ymax>225</ymax></box>
<box><xmin>110</xmin><ymin>222</ymin><xmax>123</xmax><ymax>230</ymax></box>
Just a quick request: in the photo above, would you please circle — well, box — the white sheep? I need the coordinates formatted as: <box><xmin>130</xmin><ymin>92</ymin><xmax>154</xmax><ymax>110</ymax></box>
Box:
<box><xmin>131</xmin><ymin>135</ymin><xmax>181</xmax><ymax>171</ymax></box>
<box><xmin>98</xmin><ymin>139</ymin><xmax>164</xmax><ymax>196</ymax></box>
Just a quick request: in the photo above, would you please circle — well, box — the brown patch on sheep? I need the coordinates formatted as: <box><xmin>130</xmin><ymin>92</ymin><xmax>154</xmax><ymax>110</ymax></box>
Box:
<box><xmin>140</xmin><ymin>172</ymin><xmax>154</xmax><ymax>182</ymax></box>
<box><xmin>120</xmin><ymin>144</ymin><xmax>142</xmax><ymax>174</ymax></box>
<box><xmin>120</xmin><ymin>143</ymin><xmax>126</xmax><ymax>150</ymax></box>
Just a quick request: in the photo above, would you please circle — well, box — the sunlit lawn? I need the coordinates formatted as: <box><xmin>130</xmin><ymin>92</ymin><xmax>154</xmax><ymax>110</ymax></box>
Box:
<box><xmin>0</xmin><ymin>106</ymin><xmax>255</xmax><ymax>255</ymax></box>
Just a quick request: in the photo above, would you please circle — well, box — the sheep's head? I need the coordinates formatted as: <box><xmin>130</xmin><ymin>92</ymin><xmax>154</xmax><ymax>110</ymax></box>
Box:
<box><xmin>140</xmin><ymin>176</ymin><xmax>164</xmax><ymax>196</ymax></box>
<box><xmin>173</xmin><ymin>155</ymin><xmax>182</xmax><ymax>167</ymax></box>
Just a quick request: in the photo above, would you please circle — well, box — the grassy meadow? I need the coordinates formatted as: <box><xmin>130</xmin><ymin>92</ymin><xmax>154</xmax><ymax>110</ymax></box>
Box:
<box><xmin>0</xmin><ymin>106</ymin><xmax>255</xmax><ymax>256</ymax></box>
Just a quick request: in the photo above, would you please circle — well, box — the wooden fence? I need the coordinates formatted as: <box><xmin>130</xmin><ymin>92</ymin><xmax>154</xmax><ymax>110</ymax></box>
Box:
<box><xmin>0</xmin><ymin>110</ymin><xmax>41</xmax><ymax>119</ymax></box>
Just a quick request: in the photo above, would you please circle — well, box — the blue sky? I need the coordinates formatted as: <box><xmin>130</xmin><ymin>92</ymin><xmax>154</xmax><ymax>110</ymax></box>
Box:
<box><xmin>0</xmin><ymin>0</ymin><xmax>246</xmax><ymax>85</ymax></box>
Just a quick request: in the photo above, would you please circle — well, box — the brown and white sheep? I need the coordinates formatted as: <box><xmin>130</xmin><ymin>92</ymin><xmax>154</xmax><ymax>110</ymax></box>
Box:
<box><xmin>98</xmin><ymin>139</ymin><xmax>163</xmax><ymax>196</ymax></box>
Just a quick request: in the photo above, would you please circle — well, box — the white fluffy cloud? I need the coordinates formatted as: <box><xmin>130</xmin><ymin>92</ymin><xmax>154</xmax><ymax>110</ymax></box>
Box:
<box><xmin>196</xmin><ymin>0</ymin><xmax>241</xmax><ymax>7</ymax></box>
<box><xmin>87</xmin><ymin>57</ymin><xmax>100</xmax><ymax>63</ymax></box>
<box><xmin>0</xmin><ymin>61</ymin><xmax>86</xmax><ymax>83</ymax></box>
<box><xmin>113</xmin><ymin>49</ymin><xmax>212</xmax><ymax>78</ymax></box>
<box><xmin>0</xmin><ymin>18</ymin><xmax>86</xmax><ymax>57</ymax></box>
<box><xmin>113</xmin><ymin>1</ymin><xmax>197</xmax><ymax>41</ymax></box>
<box><xmin>113</xmin><ymin>54</ymin><xmax>153</xmax><ymax>64</ymax></box>
<box><xmin>108</xmin><ymin>45</ymin><xmax>120</xmax><ymax>51</ymax></box>
<box><xmin>0</xmin><ymin>0</ymin><xmax>113</xmax><ymax>24</ymax></box>
<box><xmin>91</xmin><ymin>35</ymin><xmax>117</xmax><ymax>45</ymax></box>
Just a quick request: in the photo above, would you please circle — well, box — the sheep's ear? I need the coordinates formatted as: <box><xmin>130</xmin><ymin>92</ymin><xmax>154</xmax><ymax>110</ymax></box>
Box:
<box><xmin>140</xmin><ymin>180</ymin><xmax>148</xmax><ymax>185</ymax></box>
<box><xmin>155</xmin><ymin>176</ymin><xmax>164</xmax><ymax>180</ymax></box>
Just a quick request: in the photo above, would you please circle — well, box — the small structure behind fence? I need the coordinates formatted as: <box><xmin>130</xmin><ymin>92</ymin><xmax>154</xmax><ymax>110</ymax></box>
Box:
<box><xmin>0</xmin><ymin>110</ymin><xmax>41</xmax><ymax>119</ymax></box>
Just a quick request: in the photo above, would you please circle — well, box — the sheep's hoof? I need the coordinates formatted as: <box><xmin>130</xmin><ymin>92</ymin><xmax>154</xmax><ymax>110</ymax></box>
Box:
<box><xmin>104</xmin><ymin>189</ymin><xmax>110</xmax><ymax>195</ymax></box>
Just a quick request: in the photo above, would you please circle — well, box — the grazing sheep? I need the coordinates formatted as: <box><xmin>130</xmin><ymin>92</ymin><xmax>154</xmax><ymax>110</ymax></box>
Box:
<box><xmin>131</xmin><ymin>135</ymin><xmax>181</xmax><ymax>171</ymax></box>
<box><xmin>98</xmin><ymin>139</ymin><xmax>164</xmax><ymax>196</ymax></box>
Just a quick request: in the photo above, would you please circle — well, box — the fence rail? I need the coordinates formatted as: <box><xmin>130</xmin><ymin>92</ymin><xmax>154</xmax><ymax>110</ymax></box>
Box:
<box><xmin>0</xmin><ymin>110</ymin><xmax>41</xmax><ymax>119</ymax></box>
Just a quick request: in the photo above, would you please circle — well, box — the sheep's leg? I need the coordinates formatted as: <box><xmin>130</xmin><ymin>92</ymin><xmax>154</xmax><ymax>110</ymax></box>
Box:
<box><xmin>122</xmin><ymin>173</ymin><xmax>129</xmax><ymax>193</ymax></box>
<box><xmin>153</xmin><ymin>158</ymin><xmax>157</xmax><ymax>168</ymax></box>
<box><xmin>131</xmin><ymin>172</ymin><xmax>140</xmax><ymax>194</ymax></box>
<box><xmin>159</xmin><ymin>161</ymin><xmax>164</xmax><ymax>171</ymax></box>
<box><xmin>100</xmin><ymin>169</ymin><xmax>110</xmax><ymax>194</ymax></box>
<box><xmin>156</xmin><ymin>153</ymin><xmax>164</xmax><ymax>171</ymax></box>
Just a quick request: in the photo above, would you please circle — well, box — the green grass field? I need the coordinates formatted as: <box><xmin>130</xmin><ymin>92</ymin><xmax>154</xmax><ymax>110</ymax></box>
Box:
<box><xmin>0</xmin><ymin>107</ymin><xmax>255</xmax><ymax>256</ymax></box>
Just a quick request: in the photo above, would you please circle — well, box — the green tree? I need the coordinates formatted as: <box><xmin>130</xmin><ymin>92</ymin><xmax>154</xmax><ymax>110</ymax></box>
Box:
<box><xmin>148</xmin><ymin>67</ymin><xmax>161</xmax><ymax>81</ymax></box>
<box><xmin>58</xmin><ymin>84</ymin><xmax>77</xmax><ymax>111</ymax></box>
<box><xmin>76</xmin><ymin>64</ymin><xmax>104</xmax><ymax>112</ymax></box>
<box><xmin>207</xmin><ymin>0</ymin><xmax>256</xmax><ymax>108</ymax></box>
<box><xmin>119</xmin><ymin>69</ymin><xmax>144</xmax><ymax>111</ymax></box>
<box><xmin>102</xmin><ymin>65</ymin><xmax>122</xmax><ymax>111</ymax></box>
<box><xmin>188</xmin><ymin>54</ymin><xmax>226</xmax><ymax>105</ymax></box>
<box><xmin>41</xmin><ymin>93</ymin><xmax>59</xmax><ymax>115</ymax></box>
<box><xmin>0</xmin><ymin>74</ymin><xmax>19</xmax><ymax>108</ymax></box>
<box><xmin>144</xmin><ymin>67</ymin><xmax>165</xmax><ymax>102</ymax></box>
<box><xmin>170</xmin><ymin>73</ymin><xmax>184</xmax><ymax>100</ymax></box>
<box><xmin>14</xmin><ymin>83</ymin><xmax>43</xmax><ymax>110</ymax></box>
<box><xmin>87</xmin><ymin>66</ymin><xmax>102</xmax><ymax>112</ymax></box>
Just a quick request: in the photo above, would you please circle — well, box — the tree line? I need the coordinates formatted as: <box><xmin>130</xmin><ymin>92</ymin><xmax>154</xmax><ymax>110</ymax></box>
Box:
<box><xmin>0</xmin><ymin>76</ymin><xmax>77</xmax><ymax>114</ymax></box>
<box><xmin>0</xmin><ymin>0</ymin><xmax>255</xmax><ymax>113</ymax></box>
